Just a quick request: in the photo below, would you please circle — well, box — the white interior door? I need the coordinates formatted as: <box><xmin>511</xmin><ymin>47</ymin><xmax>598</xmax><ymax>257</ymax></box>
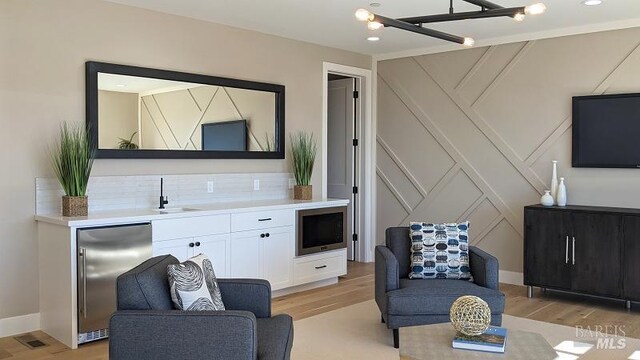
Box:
<box><xmin>327</xmin><ymin>78</ymin><xmax>355</xmax><ymax>260</ymax></box>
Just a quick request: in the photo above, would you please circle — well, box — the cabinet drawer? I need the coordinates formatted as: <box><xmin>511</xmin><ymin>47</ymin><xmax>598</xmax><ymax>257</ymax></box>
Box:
<box><xmin>293</xmin><ymin>250</ymin><xmax>347</xmax><ymax>285</ymax></box>
<box><xmin>231</xmin><ymin>209</ymin><xmax>294</xmax><ymax>232</ymax></box>
<box><xmin>152</xmin><ymin>214</ymin><xmax>230</xmax><ymax>241</ymax></box>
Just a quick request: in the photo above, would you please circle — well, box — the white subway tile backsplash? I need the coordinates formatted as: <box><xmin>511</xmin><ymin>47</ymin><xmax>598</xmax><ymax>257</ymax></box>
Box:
<box><xmin>35</xmin><ymin>173</ymin><xmax>293</xmax><ymax>215</ymax></box>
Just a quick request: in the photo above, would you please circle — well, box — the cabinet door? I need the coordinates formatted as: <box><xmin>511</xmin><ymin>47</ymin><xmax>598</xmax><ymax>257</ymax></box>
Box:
<box><xmin>195</xmin><ymin>234</ymin><xmax>230</xmax><ymax>278</ymax></box>
<box><xmin>524</xmin><ymin>208</ymin><xmax>572</xmax><ymax>289</ymax></box>
<box><xmin>230</xmin><ymin>230</ymin><xmax>261</xmax><ymax>278</ymax></box>
<box><xmin>260</xmin><ymin>227</ymin><xmax>293</xmax><ymax>290</ymax></box>
<box><xmin>570</xmin><ymin>212</ymin><xmax>622</xmax><ymax>298</ymax></box>
<box><xmin>623</xmin><ymin>216</ymin><xmax>640</xmax><ymax>301</ymax></box>
<box><xmin>152</xmin><ymin>237</ymin><xmax>191</xmax><ymax>261</ymax></box>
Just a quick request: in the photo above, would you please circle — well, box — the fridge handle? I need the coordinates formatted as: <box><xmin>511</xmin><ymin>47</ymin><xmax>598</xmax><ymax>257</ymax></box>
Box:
<box><xmin>79</xmin><ymin>247</ymin><xmax>87</xmax><ymax>319</ymax></box>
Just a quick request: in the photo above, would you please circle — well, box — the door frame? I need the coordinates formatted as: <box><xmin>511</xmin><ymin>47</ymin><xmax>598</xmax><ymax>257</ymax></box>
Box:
<box><xmin>322</xmin><ymin>62</ymin><xmax>374</xmax><ymax>262</ymax></box>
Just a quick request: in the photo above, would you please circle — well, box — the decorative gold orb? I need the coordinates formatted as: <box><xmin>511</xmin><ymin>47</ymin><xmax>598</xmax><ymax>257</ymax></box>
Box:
<box><xmin>449</xmin><ymin>295</ymin><xmax>491</xmax><ymax>336</ymax></box>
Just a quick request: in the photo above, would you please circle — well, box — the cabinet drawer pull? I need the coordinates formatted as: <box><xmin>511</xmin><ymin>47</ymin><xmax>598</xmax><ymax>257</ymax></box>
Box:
<box><xmin>189</xmin><ymin>242</ymin><xmax>195</xmax><ymax>248</ymax></box>
<box><xmin>565</xmin><ymin>236</ymin><xmax>569</xmax><ymax>264</ymax></box>
<box><xmin>315</xmin><ymin>265</ymin><xmax>327</xmax><ymax>269</ymax></box>
<box><xmin>265</xmin><ymin>233</ymin><xmax>270</xmax><ymax>237</ymax></box>
<box><xmin>260</xmin><ymin>233</ymin><xmax>266</xmax><ymax>238</ymax></box>
<box><xmin>258</xmin><ymin>218</ymin><xmax>272</xmax><ymax>222</ymax></box>
<box><xmin>195</xmin><ymin>242</ymin><xmax>201</xmax><ymax>247</ymax></box>
<box><xmin>572</xmin><ymin>236</ymin><xmax>576</xmax><ymax>265</ymax></box>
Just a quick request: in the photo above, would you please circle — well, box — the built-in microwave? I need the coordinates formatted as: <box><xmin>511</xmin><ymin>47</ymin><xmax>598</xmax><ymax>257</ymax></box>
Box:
<box><xmin>296</xmin><ymin>206</ymin><xmax>347</xmax><ymax>256</ymax></box>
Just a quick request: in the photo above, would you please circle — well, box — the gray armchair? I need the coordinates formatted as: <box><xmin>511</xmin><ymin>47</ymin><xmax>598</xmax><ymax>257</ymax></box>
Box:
<box><xmin>109</xmin><ymin>255</ymin><xmax>293</xmax><ymax>360</ymax></box>
<box><xmin>376</xmin><ymin>227</ymin><xmax>505</xmax><ymax>348</ymax></box>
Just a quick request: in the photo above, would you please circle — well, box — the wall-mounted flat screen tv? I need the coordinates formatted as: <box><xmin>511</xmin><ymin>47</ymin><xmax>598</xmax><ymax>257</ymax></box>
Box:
<box><xmin>572</xmin><ymin>93</ymin><xmax>640</xmax><ymax>168</ymax></box>
<box><xmin>202</xmin><ymin>120</ymin><xmax>247</xmax><ymax>151</ymax></box>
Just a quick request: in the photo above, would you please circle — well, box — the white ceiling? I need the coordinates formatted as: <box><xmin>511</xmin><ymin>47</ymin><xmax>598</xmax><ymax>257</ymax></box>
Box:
<box><xmin>98</xmin><ymin>73</ymin><xmax>198</xmax><ymax>94</ymax></box>
<box><xmin>105</xmin><ymin>0</ymin><xmax>640</xmax><ymax>56</ymax></box>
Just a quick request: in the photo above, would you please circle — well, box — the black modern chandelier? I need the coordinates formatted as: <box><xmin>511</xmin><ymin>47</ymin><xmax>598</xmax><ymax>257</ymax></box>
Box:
<box><xmin>355</xmin><ymin>0</ymin><xmax>547</xmax><ymax>47</ymax></box>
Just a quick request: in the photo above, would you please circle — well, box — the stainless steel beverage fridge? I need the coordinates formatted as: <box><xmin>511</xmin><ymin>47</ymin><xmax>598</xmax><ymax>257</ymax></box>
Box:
<box><xmin>76</xmin><ymin>223</ymin><xmax>152</xmax><ymax>344</ymax></box>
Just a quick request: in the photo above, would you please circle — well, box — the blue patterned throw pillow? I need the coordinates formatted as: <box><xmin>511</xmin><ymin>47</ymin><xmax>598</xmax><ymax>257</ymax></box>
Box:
<box><xmin>408</xmin><ymin>221</ymin><xmax>472</xmax><ymax>280</ymax></box>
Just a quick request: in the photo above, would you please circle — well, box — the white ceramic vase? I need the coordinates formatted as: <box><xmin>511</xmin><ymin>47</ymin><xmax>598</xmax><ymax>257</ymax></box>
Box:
<box><xmin>550</xmin><ymin>160</ymin><xmax>558</xmax><ymax>205</ymax></box>
<box><xmin>540</xmin><ymin>191</ymin><xmax>554</xmax><ymax>207</ymax></box>
<box><xmin>557</xmin><ymin>177</ymin><xmax>567</xmax><ymax>207</ymax></box>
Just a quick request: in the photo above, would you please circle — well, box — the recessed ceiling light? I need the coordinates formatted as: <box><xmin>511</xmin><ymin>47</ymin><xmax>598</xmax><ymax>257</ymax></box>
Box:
<box><xmin>367</xmin><ymin>36</ymin><xmax>380</xmax><ymax>41</ymax></box>
<box><xmin>116</xmin><ymin>84</ymin><xmax>126</xmax><ymax>87</ymax></box>
<box><xmin>582</xmin><ymin>0</ymin><xmax>602</xmax><ymax>5</ymax></box>
<box><xmin>370</xmin><ymin>2</ymin><xmax>381</xmax><ymax>7</ymax></box>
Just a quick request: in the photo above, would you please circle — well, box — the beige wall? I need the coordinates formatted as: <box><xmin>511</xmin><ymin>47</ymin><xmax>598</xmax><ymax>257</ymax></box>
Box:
<box><xmin>98</xmin><ymin>90</ymin><xmax>139</xmax><ymax>149</ymax></box>
<box><xmin>0</xmin><ymin>0</ymin><xmax>370</xmax><ymax>320</ymax></box>
<box><xmin>376</xmin><ymin>27</ymin><xmax>640</xmax><ymax>273</ymax></box>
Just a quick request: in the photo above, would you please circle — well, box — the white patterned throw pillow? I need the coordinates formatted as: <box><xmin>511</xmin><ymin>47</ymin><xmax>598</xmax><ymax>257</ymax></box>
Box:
<box><xmin>408</xmin><ymin>221</ymin><xmax>472</xmax><ymax>281</ymax></box>
<box><xmin>167</xmin><ymin>253</ymin><xmax>225</xmax><ymax>311</ymax></box>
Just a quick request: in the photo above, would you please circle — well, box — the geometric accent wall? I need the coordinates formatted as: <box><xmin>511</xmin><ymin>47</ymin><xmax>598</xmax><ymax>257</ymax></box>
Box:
<box><xmin>141</xmin><ymin>85</ymin><xmax>275</xmax><ymax>151</ymax></box>
<box><xmin>377</xmin><ymin>27</ymin><xmax>640</xmax><ymax>272</ymax></box>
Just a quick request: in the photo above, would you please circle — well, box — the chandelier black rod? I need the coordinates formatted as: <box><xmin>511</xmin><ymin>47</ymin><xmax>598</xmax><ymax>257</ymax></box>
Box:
<box><xmin>372</xmin><ymin>14</ymin><xmax>466</xmax><ymax>44</ymax></box>
<box><xmin>461</xmin><ymin>0</ymin><xmax>504</xmax><ymax>10</ymax></box>
<box><xmin>398</xmin><ymin>7</ymin><xmax>525</xmax><ymax>25</ymax></box>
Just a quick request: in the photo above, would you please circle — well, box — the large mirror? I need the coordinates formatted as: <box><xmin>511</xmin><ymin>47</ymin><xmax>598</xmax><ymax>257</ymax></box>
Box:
<box><xmin>86</xmin><ymin>62</ymin><xmax>285</xmax><ymax>159</ymax></box>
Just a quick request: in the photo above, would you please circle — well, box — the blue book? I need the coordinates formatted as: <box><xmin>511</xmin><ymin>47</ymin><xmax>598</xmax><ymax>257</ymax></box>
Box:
<box><xmin>452</xmin><ymin>326</ymin><xmax>507</xmax><ymax>353</ymax></box>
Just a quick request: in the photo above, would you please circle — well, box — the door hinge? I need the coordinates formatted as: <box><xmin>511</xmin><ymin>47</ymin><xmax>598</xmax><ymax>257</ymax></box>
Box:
<box><xmin>352</xmin><ymin>233</ymin><xmax>358</xmax><ymax>242</ymax></box>
<box><xmin>352</xmin><ymin>138</ymin><xmax>358</xmax><ymax>146</ymax></box>
<box><xmin>353</xmin><ymin>90</ymin><xmax>359</xmax><ymax>99</ymax></box>
<box><xmin>353</xmin><ymin>186</ymin><xmax>358</xmax><ymax>194</ymax></box>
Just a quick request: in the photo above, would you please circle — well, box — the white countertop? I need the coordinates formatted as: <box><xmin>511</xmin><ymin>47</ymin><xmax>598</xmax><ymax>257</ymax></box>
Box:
<box><xmin>35</xmin><ymin>198</ymin><xmax>349</xmax><ymax>228</ymax></box>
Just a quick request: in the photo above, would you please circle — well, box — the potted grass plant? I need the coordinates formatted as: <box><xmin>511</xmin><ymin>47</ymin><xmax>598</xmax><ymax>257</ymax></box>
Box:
<box><xmin>290</xmin><ymin>132</ymin><xmax>317</xmax><ymax>200</ymax></box>
<box><xmin>50</xmin><ymin>122</ymin><xmax>95</xmax><ymax>216</ymax></box>
<box><xmin>118</xmin><ymin>131</ymin><xmax>139</xmax><ymax>149</ymax></box>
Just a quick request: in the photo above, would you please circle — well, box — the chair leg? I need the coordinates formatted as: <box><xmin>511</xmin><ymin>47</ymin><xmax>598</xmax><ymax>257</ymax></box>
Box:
<box><xmin>381</xmin><ymin>314</ymin><xmax>385</xmax><ymax>323</ymax></box>
<box><xmin>393</xmin><ymin>329</ymin><xmax>399</xmax><ymax>349</ymax></box>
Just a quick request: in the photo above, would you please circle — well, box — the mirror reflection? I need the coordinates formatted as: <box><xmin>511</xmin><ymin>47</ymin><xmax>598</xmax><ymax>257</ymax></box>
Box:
<box><xmin>97</xmin><ymin>73</ymin><xmax>277</xmax><ymax>152</ymax></box>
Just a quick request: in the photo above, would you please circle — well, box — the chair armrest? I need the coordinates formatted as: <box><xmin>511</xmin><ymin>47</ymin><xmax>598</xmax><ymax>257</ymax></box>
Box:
<box><xmin>109</xmin><ymin>310</ymin><xmax>257</xmax><ymax>360</ymax></box>
<box><xmin>469</xmin><ymin>246</ymin><xmax>499</xmax><ymax>290</ymax></box>
<box><xmin>217</xmin><ymin>278</ymin><xmax>271</xmax><ymax>318</ymax></box>
<box><xmin>376</xmin><ymin>245</ymin><xmax>400</xmax><ymax>315</ymax></box>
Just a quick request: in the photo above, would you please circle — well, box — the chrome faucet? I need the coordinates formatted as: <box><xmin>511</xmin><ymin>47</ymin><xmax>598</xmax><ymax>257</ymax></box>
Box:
<box><xmin>159</xmin><ymin>177</ymin><xmax>169</xmax><ymax>209</ymax></box>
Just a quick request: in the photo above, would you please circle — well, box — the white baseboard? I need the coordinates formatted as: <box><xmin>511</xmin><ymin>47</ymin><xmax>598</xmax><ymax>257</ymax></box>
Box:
<box><xmin>500</xmin><ymin>270</ymin><xmax>523</xmax><ymax>286</ymax></box>
<box><xmin>0</xmin><ymin>313</ymin><xmax>40</xmax><ymax>337</ymax></box>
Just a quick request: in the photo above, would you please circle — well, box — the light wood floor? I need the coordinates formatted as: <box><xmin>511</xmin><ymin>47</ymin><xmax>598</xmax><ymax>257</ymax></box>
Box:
<box><xmin>1</xmin><ymin>262</ymin><xmax>639</xmax><ymax>359</ymax></box>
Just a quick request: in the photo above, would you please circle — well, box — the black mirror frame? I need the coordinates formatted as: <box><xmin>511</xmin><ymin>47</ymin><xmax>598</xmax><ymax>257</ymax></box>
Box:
<box><xmin>86</xmin><ymin>61</ymin><xmax>285</xmax><ymax>159</ymax></box>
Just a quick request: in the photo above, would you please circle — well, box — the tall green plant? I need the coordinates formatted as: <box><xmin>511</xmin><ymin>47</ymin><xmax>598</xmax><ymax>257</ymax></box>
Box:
<box><xmin>290</xmin><ymin>132</ymin><xmax>317</xmax><ymax>186</ymax></box>
<box><xmin>50</xmin><ymin>122</ymin><xmax>95</xmax><ymax>197</ymax></box>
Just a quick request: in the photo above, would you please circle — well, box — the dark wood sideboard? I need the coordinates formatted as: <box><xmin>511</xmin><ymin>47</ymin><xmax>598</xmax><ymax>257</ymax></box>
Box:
<box><xmin>524</xmin><ymin>204</ymin><xmax>640</xmax><ymax>309</ymax></box>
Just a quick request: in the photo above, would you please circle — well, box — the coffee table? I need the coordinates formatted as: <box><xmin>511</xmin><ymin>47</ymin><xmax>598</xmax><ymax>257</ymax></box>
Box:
<box><xmin>400</xmin><ymin>323</ymin><xmax>557</xmax><ymax>359</ymax></box>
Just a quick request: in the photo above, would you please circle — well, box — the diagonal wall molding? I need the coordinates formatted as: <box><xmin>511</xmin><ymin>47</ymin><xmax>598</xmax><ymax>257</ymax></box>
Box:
<box><xmin>378</xmin><ymin>74</ymin><xmax>523</xmax><ymax>237</ymax></box>
<box><xmin>376</xmin><ymin>27</ymin><xmax>640</xmax><ymax>272</ymax></box>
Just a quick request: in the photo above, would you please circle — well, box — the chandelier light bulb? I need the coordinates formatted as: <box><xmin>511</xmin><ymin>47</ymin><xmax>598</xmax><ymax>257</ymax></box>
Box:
<box><xmin>513</xmin><ymin>12</ymin><xmax>525</xmax><ymax>21</ymax></box>
<box><xmin>463</xmin><ymin>37</ymin><xmax>475</xmax><ymax>47</ymax></box>
<box><xmin>524</xmin><ymin>3</ymin><xmax>546</xmax><ymax>15</ymax></box>
<box><xmin>367</xmin><ymin>21</ymin><xmax>384</xmax><ymax>30</ymax></box>
<box><xmin>355</xmin><ymin>8</ymin><xmax>374</xmax><ymax>22</ymax></box>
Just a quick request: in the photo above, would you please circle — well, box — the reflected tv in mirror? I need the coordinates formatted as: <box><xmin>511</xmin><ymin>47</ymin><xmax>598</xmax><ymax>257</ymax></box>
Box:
<box><xmin>202</xmin><ymin>120</ymin><xmax>247</xmax><ymax>151</ymax></box>
<box><xmin>572</xmin><ymin>93</ymin><xmax>640</xmax><ymax>168</ymax></box>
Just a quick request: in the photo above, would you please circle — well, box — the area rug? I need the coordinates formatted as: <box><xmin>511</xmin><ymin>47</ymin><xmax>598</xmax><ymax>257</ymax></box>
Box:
<box><xmin>291</xmin><ymin>300</ymin><xmax>640</xmax><ymax>360</ymax></box>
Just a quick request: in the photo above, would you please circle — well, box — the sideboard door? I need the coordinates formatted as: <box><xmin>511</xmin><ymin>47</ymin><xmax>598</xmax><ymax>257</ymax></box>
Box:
<box><xmin>623</xmin><ymin>215</ymin><xmax>640</xmax><ymax>301</ymax></box>
<box><xmin>570</xmin><ymin>212</ymin><xmax>622</xmax><ymax>298</ymax></box>
<box><xmin>524</xmin><ymin>208</ymin><xmax>572</xmax><ymax>289</ymax></box>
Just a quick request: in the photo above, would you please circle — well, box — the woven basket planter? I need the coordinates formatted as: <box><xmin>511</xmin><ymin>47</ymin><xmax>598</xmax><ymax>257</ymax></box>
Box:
<box><xmin>62</xmin><ymin>196</ymin><xmax>88</xmax><ymax>217</ymax></box>
<box><xmin>294</xmin><ymin>185</ymin><xmax>312</xmax><ymax>200</ymax></box>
